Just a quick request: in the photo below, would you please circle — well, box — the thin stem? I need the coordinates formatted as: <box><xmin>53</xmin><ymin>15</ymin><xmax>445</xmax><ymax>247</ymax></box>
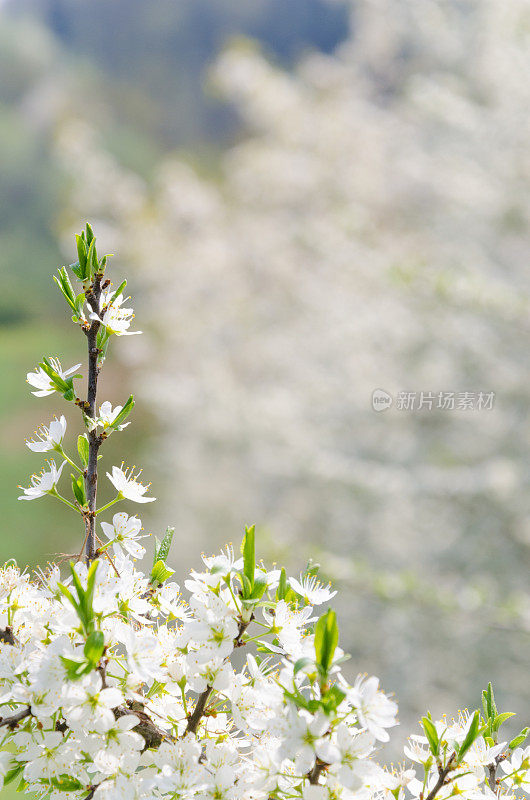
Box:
<box><xmin>95</xmin><ymin>496</ymin><xmax>122</xmax><ymax>515</ymax></box>
<box><xmin>58</xmin><ymin>448</ymin><xmax>84</xmax><ymax>475</ymax></box>
<box><xmin>51</xmin><ymin>490</ymin><xmax>82</xmax><ymax>514</ymax></box>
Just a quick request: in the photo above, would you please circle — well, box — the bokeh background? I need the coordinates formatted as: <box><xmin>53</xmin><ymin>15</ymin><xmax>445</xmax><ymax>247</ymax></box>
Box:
<box><xmin>2</xmin><ymin>0</ymin><xmax>530</xmax><ymax>777</ymax></box>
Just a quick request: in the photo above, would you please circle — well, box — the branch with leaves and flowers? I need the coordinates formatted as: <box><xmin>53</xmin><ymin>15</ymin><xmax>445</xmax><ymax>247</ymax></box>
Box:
<box><xmin>1</xmin><ymin>228</ymin><xmax>529</xmax><ymax>800</ymax></box>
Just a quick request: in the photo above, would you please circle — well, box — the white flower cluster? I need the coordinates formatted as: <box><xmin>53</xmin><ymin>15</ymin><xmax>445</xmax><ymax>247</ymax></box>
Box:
<box><xmin>0</xmin><ymin>541</ymin><xmax>400</xmax><ymax>800</ymax></box>
<box><xmin>1</xmin><ymin>546</ymin><xmax>528</xmax><ymax>800</ymax></box>
<box><xmin>5</xmin><ymin>227</ymin><xmax>528</xmax><ymax>800</ymax></box>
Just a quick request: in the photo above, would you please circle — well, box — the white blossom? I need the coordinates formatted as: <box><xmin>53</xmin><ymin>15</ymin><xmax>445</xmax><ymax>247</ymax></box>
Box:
<box><xmin>27</xmin><ymin>358</ymin><xmax>81</xmax><ymax>397</ymax></box>
<box><xmin>107</xmin><ymin>464</ymin><xmax>156</xmax><ymax>503</ymax></box>
<box><xmin>25</xmin><ymin>415</ymin><xmax>67</xmax><ymax>453</ymax></box>
<box><xmin>18</xmin><ymin>460</ymin><xmax>66</xmax><ymax>500</ymax></box>
<box><xmin>90</xmin><ymin>290</ymin><xmax>141</xmax><ymax>336</ymax></box>
<box><xmin>101</xmin><ymin>512</ymin><xmax>146</xmax><ymax>558</ymax></box>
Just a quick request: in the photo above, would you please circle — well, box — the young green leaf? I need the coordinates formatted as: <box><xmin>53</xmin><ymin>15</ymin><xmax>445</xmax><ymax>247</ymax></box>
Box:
<box><xmin>51</xmin><ymin>777</ymin><xmax>85</xmax><ymax>792</ymax></box>
<box><xmin>277</xmin><ymin>567</ymin><xmax>288</xmax><ymax>601</ymax></box>
<box><xmin>109</xmin><ymin>394</ymin><xmax>135</xmax><ymax>431</ymax></box>
<box><xmin>493</xmin><ymin>712</ymin><xmax>515</xmax><ymax>731</ymax></box>
<box><xmin>84</xmin><ymin>630</ymin><xmax>105</xmax><ymax>665</ymax></box>
<box><xmin>71</xmin><ymin>474</ymin><xmax>87</xmax><ymax>507</ymax></box>
<box><xmin>510</xmin><ymin>728</ymin><xmax>530</xmax><ymax>749</ymax></box>
<box><xmin>314</xmin><ymin>609</ymin><xmax>339</xmax><ymax>674</ymax></box>
<box><xmin>2</xmin><ymin>765</ymin><xmax>23</xmax><ymax>788</ymax></box>
<box><xmin>150</xmin><ymin>560</ymin><xmax>175</xmax><ymax>586</ymax></box>
<box><xmin>77</xmin><ymin>435</ymin><xmax>89</xmax><ymax>468</ymax></box>
<box><xmin>75</xmin><ymin>234</ymin><xmax>88</xmax><ymax>280</ymax></box>
<box><xmin>86</xmin><ymin>238</ymin><xmax>97</xmax><ymax>279</ymax></box>
<box><xmin>457</xmin><ymin>710</ymin><xmax>480</xmax><ymax>763</ymax></box>
<box><xmin>155</xmin><ymin>527</ymin><xmax>174</xmax><ymax>564</ymax></box>
<box><xmin>421</xmin><ymin>715</ymin><xmax>439</xmax><ymax>756</ymax></box>
<box><xmin>242</xmin><ymin>524</ymin><xmax>255</xmax><ymax>592</ymax></box>
<box><xmin>53</xmin><ymin>268</ymin><xmax>77</xmax><ymax>312</ymax></box>
<box><xmin>110</xmin><ymin>279</ymin><xmax>127</xmax><ymax>304</ymax></box>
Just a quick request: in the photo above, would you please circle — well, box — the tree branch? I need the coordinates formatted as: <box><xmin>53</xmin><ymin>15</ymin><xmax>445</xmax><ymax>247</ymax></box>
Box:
<box><xmin>488</xmin><ymin>754</ymin><xmax>505</xmax><ymax>791</ymax></box>
<box><xmin>0</xmin><ymin>706</ymin><xmax>31</xmax><ymax>729</ymax></box>
<box><xmin>308</xmin><ymin>760</ymin><xmax>327</xmax><ymax>785</ymax></box>
<box><xmin>83</xmin><ymin>274</ymin><xmax>103</xmax><ymax>564</ymax></box>
<box><xmin>0</xmin><ymin>627</ymin><xmax>17</xmax><ymax>646</ymax></box>
<box><xmin>184</xmin><ymin>617</ymin><xmax>252</xmax><ymax>737</ymax></box>
<box><xmin>184</xmin><ymin>685</ymin><xmax>213</xmax><ymax>736</ymax></box>
<box><xmin>115</xmin><ymin>704</ymin><xmax>174</xmax><ymax>750</ymax></box>
<box><xmin>424</xmin><ymin>754</ymin><xmax>456</xmax><ymax>800</ymax></box>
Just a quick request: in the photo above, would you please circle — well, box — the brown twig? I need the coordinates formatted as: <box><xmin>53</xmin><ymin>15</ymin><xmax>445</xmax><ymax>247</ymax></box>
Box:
<box><xmin>0</xmin><ymin>627</ymin><xmax>17</xmax><ymax>646</ymax></box>
<box><xmin>308</xmin><ymin>760</ymin><xmax>327</xmax><ymax>785</ymax></box>
<box><xmin>115</xmin><ymin>704</ymin><xmax>174</xmax><ymax>749</ymax></box>
<box><xmin>0</xmin><ymin>706</ymin><xmax>31</xmax><ymax>729</ymax></box>
<box><xmin>82</xmin><ymin>274</ymin><xmax>103</xmax><ymax>564</ymax></box>
<box><xmin>424</xmin><ymin>754</ymin><xmax>456</xmax><ymax>800</ymax></box>
<box><xmin>488</xmin><ymin>754</ymin><xmax>505</xmax><ymax>791</ymax></box>
<box><xmin>184</xmin><ymin>617</ymin><xmax>252</xmax><ymax>736</ymax></box>
<box><xmin>184</xmin><ymin>686</ymin><xmax>213</xmax><ymax>736</ymax></box>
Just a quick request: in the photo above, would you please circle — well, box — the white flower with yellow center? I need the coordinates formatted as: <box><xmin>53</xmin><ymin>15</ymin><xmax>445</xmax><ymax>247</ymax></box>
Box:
<box><xmin>18</xmin><ymin>460</ymin><xmax>66</xmax><ymax>500</ymax></box>
<box><xmin>26</xmin><ymin>358</ymin><xmax>81</xmax><ymax>397</ymax></box>
<box><xmin>25</xmin><ymin>415</ymin><xmax>67</xmax><ymax>453</ymax></box>
<box><xmin>107</xmin><ymin>464</ymin><xmax>156</xmax><ymax>503</ymax></box>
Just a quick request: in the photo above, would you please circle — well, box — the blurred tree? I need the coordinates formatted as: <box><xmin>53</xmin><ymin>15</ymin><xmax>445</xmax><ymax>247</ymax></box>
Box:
<box><xmin>54</xmin><ymin>0</ymin><xmax>530</xmax><ymax>753</ymax></box>
<box><xmin>6</xmin><ymin>0</ymin><xmax>348</xmax><ymax>148</ymax></box>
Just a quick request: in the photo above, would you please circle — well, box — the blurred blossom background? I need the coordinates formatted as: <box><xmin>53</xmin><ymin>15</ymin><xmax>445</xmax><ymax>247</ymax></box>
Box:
<box><xmin>2</xmin><ymin>0</ymin><xmax>530</xmax><ymax>770</ymax></box>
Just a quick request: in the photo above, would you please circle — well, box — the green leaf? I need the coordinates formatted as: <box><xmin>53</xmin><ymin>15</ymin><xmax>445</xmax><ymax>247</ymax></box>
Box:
<box><xmin>145</xmin><ymin>679</ymin><xmax>166</xmax><ymax>699</ymax></box>
<box><xmin>321</xmin><ymin>684</ymin><xmax>346</xmax><ymax>713</ymax></box>
<box><xmin>314</xmin><ymin>609</ymin><xmax>339</xmax><ymax>674</ymax></box>
<box><xmin>110</xmin><ymin>279</ymin><xmax>127</xmax><ymax>304</ymax></box>
<box><xmin>71</xmin><ymin>474</ymin><xmax>87</xmax><ymax>507</ymax></box>
<box><xmin>277</xmin><ymin>567</ymin><xmax>288</xmax><ymax>601</ymax></box>
<box><xmin>39</xmin><ymin>358</ymin><xmax>70</xmax><ymax>393</ymax></box>
<box><xmin>75</xmin><ymin>234</ymin><xmax>88</xmax><ymax>279</ymax></box>
<box><xmin>84</xmin><ymin>630</ymin><xmax>105</xmax><ymax>665</ymax></box>
<box><xmin>85</xmin><ymin>560</ymin><xmax>99</xmax><ymax>611</ymax></box>
<box><xmin>109</xmin><ymin>395</ymin><xmax>135</xmax><ymax>430</ymax></box>
<box><xmin>74</xmin><ymin>292</ymin><xmax>86</xmax><ymax>315</ymax></box>
<box><xmin>484</xmin><ymin>683</ymin><xmax>497</xmax><ymax>719</ymax></box>
<box><xmin>457</xmin><ymin>710</ymin><xmax>480</xmax><ymax>763</ymax></box>
<box><xmin>51</xmin><ymin>776</ymin><xmax>84</xmax><ymax>792</ymax></box>
<box><xmin>60</xmin><ymin>655</ymin><xmax>90</xmax><ymax>681</ymax></box>
<box><xmin>86</xmin><ymin>238</ymin><xmax>97</xmax><ymax>279</ymax></box>
<box><xmin>240</xmin><ymin>573</ymin><xmax>252</xmax><ymax>599</ymax></box>
<box><xmin>510</xmin><ymin>728</ymin><xmax>530</xmax><ymax>749</ymax></box>
<box><xmin>64</xmin><ymin>560</ymin><xmax>99</xmax><ymax>635</ymax></box>
<box><xmin>2</xmin><ymin>765</ymin><xmax>23</xmax><ymax>788</ymax></box>
<box><xmin>155</xmin><ymin>526</ymin><xmax>174</xmax><ymax>564</ymax></box>
<box><xmin>293</xmin><ymin>657</ymin><xmax>314</xmax><ymax>676</ymax></box>
<box><xmin>16</xmin><ymin>777</ymin><xmax>28</xmax><ymax>793</ymax></box>
<box><xmin>421</xmin><ymin>715</ymin><xmax>439</xmax><ymax>756</ymax></box>
<box><xmin>242</xmin><ymin>524</ymin><xmax>255</xmax><ymax>592</ymax></box>
<box><xmin>152</xmin><ymin>537</ymin><xmax>161</xmax><ymax>568</ymax></box>
<box><xmin>53</xmin><ymin>268</ymin><xmax>77</xmax><ymax>313</ymax></box>
<box><xmin>85</xmin><ymin>222</ymin><xmax>94</xmax><ymax>245</ymax></box>
<box><xmin>493</xmin><ymin>712</ymin><xmax>515</xmax><ymax>731</ymax></box>
<box><xmin>283</xmin><ymin>686</ymin><xmax>310</xmax><ymax>711</ymax></box>
<box><xmin>77</xmin><ymin>435</ymin><xmax>89</xmax><ymax>468</ymax></box>
<box><xmin>250</xmin><ymin>576</ymin><xmax>268</xmax><ymax>601</ymax></box>
<box><xmin>150</xmin><ymin>560</ymin><xmax>175</xmax><ymax>585</ymax></box>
